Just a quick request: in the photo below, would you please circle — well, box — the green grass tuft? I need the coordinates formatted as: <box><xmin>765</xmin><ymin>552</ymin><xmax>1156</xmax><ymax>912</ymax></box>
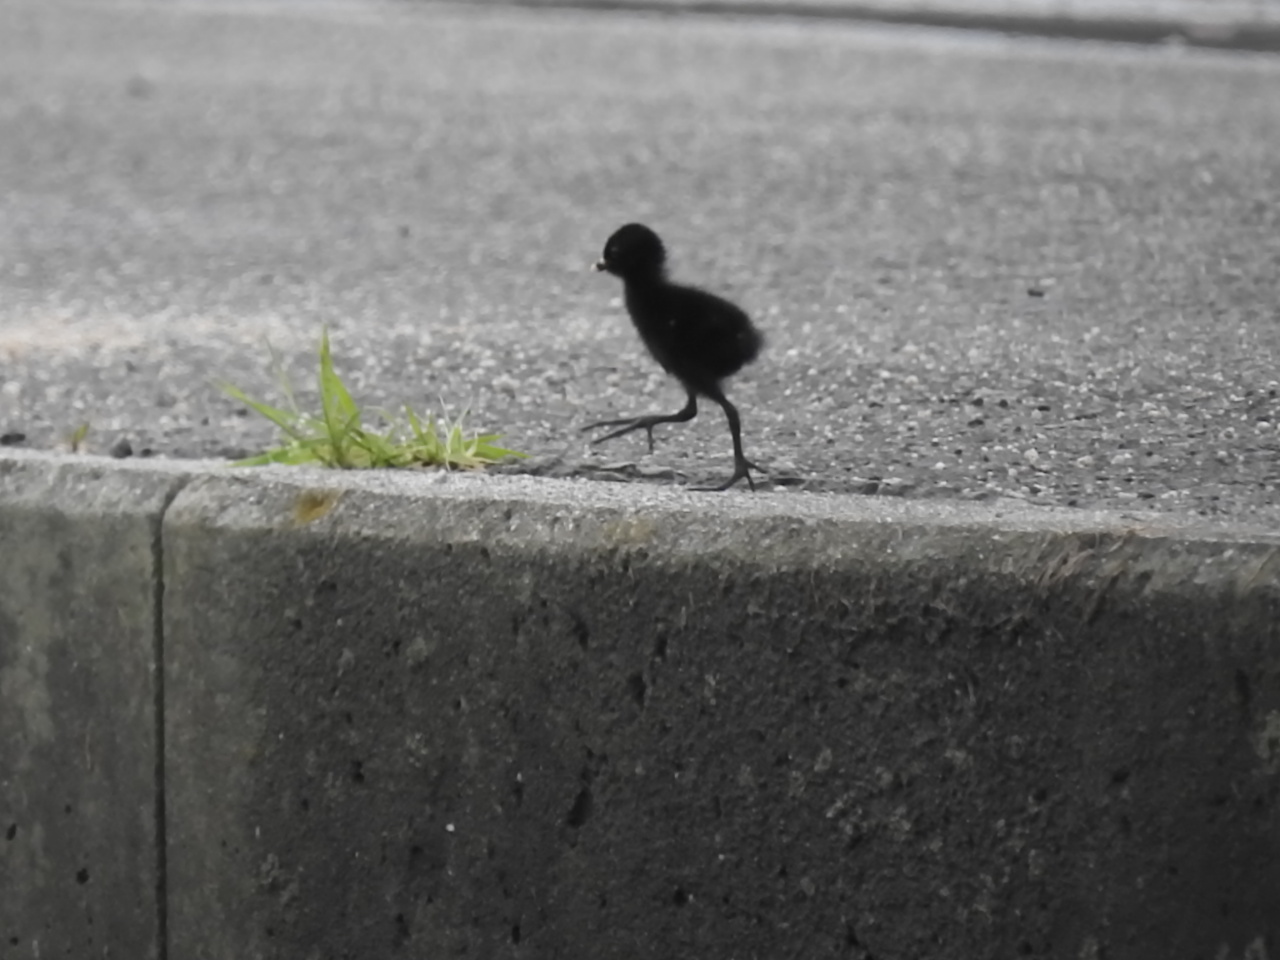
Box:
<box><xmin>68</xmin><ymin>422</ymin><xmax>90</xmax><ymax>453</ymax></box>
<box><xmin>223</xmin><ymin>330</ymin><xmax>525</xmax><ymax>471</ymax></box>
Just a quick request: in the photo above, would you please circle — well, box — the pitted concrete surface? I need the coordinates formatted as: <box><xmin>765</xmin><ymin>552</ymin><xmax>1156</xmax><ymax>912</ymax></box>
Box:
<box><xmin>158</xmin><ymin>458</ymin><xmax>1279</xmax><ymax>959</ymax></box>
<box><xmin>3</xmin><ymin>451</ymin><xmax>1277</xmax><ymax>958</ymax></box>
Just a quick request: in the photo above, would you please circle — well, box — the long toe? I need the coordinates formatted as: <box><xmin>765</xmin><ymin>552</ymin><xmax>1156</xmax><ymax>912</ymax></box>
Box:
<box><xmin>584</xmin><ymin>415</ymin><xmax>668</xmax><ymax>450</ymax></box>
<box><xmin>588</xmin><ymin>420</ymin><xmax>648</xmax><ymax>445</ymax></box>
<box><xmin>582</xmin><ymin>417</ymin><xmax>642</xmax><ymax>433</ymax></box>
<box><xmin>693</xmin><ymin>461</ymin><xmax>755</xmax><ymax>492</ymax></box>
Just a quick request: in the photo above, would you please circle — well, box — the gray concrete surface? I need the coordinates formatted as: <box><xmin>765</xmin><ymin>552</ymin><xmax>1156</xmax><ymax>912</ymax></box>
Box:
<box><xmin>0</xmin><ymin>454</ymin><xmax>191</xmax><ymax>960</ymax></box>
<box><xmin>1</xmin><ymin>0</ymin><xmax>1279</xmax><ymax>522</ymax></box>
<box><xmin>157</xmin><ymin>459</ymin><xmax>1280</xmax><ymax>958</ymax></box>
<box><xmin>5</xmin><ymin>450</ymin><xmax>1275</xmax><ymax>958</ymax></box>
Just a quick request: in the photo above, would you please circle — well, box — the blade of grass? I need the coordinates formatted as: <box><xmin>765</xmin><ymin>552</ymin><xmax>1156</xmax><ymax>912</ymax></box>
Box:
<box><xmin>266</xmin><ymin>339</ymin><xmax>301</xmax><ymax>415</ymax></box>
<box><xmin>222</xmin><ymin>384</ymin><xmax>309</xmax><ymax>440</ymax></box>
<box><xmin>319</xmin><ymin>330</ymin><xmax>359</xmax><ymax>421</ymax></box>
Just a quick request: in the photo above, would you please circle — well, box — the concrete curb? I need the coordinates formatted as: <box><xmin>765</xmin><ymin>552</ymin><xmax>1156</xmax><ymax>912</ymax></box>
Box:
<box><xmin>2</xmin><ymin>449</ymin><xmax>1278</xmax><ymax>959</ymax></box>
<box><xmin>458</xmin><ymin>0</ymin><xmax>1280</xmax><ymax>51</ymax></box>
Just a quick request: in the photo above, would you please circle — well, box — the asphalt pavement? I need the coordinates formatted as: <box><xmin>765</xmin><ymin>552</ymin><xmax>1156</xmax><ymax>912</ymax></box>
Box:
<box><xmin>1</xmin><ymin>0</ymin><xmax>1279</xmax><ymax>521</ymax></box>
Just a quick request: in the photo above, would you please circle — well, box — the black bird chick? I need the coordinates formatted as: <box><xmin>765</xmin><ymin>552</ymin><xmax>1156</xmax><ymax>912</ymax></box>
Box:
<box><xmin>585</xmin><ymin>223</ymin><xmax>763</xmax><ymax>491</ymax></box>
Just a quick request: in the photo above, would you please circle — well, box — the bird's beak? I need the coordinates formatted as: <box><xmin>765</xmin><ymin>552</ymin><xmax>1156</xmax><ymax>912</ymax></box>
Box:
<box><xmin>593</xmin><ymin>259</ymin><xmax>607</xmax><ymax>272</ymax></box>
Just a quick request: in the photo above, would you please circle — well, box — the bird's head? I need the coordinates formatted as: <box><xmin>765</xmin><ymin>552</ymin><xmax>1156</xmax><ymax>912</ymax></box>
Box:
<box><xmin>594</xmin><ymin>223</ymin><xmax>667</xmax><ymax>280</ymax></box>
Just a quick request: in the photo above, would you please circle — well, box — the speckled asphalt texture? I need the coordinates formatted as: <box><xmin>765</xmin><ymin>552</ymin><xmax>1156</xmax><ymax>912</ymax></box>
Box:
<box><xmin>1</xmin><ymin>0</ymin><xmax>1278</xmax><ymax>520</ymax></box>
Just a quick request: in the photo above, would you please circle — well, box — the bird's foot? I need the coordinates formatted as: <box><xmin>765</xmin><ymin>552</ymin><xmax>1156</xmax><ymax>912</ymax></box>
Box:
<box><xmin>581</xmin><ymin>415</ymin><xmax>665</xmax><ymax>453</ymax></box>
<box><xmin>693</xmin><ymin>458</ymin><xmax>762</xmax><ymax>493</ymax></box>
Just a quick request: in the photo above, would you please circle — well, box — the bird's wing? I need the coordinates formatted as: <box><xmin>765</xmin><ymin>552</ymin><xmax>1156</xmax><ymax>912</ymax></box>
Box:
<box><xmin>666</xmin><ymin>285</ymin><xmax>761</xmax><ymax>383</ymax></box>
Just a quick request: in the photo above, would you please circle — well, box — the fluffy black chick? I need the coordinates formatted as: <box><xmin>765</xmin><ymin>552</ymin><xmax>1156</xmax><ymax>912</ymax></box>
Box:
<box><xmin>585</xmin><ymin>223</ymin><xmax>763</xmax><ymax>491</ymax></box>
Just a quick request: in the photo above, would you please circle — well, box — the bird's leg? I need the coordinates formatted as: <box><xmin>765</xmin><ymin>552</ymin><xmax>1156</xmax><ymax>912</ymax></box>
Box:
<box><xmin>694</xmin><ymin>386</ymin><xmax>760</xmax><ymax>492</ymax></box>
<box><xmin>582</xmin><ymin>391</ymin><xmax>697</xmax><ymax>454</ymax></box>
